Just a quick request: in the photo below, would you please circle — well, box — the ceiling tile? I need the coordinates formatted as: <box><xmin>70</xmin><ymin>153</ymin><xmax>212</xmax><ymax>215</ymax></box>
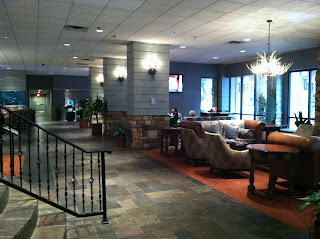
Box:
<box><xmin>107</xmin><ymin>0</ymin><xmax>145</xmax><ymax>11</ymax></box>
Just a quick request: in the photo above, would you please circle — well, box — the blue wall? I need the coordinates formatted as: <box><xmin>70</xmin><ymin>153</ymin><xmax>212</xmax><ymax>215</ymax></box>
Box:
<box><xmin>170</xmin><ymin>62</ymin><xmax>219</xmax><ymax>117</ymax></box>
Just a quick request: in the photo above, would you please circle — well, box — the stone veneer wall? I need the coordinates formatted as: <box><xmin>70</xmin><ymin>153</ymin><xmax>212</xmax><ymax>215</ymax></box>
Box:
<box><xmin>104</xmin><ymin>111</ymin><xmax>127</xmax><ymax>136</ymax></box>
<box><xmin>314</xmin><ymin>46</ymin><xmax>320</xmax><ymax>136</ymax></box>
<box><xmin>127</xmin><ymin>115</ymin><xmax>169</xmax><ymax>149</ymax></box>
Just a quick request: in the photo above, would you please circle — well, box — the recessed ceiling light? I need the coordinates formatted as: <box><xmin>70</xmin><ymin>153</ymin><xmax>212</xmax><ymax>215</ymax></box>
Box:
<box><xmin>49</xmin><ymin>73</ymin><xmax>53</xmax><ymax>75</ymax></box>
<box><xmin>170</xmin><ymin>31</ymin><xmax>175</xmax><ymax>34</ymax></box>
<box><xmin>112</xmin><ymin>35</ymin><xmax>118</xmax><ymax>38</ymax></box>
<box><xmin>244</xmin><ymin>38</ymin><xmax>251</xmax><ymax>42</ymax></box>
<box><xmin>96</xmin><ymin>27</ymin><xmax>103</xmax><ymax>33</ymax></box>
<box><xmin>64</xmin><ymin>43</ymin><xmax>70</xmax><ymax>46</ymax></box>
<box><xmin>63</xmin><ymin>68</ymin><xmax>66</xmax><ymax>70</ymax></box>
<box><xmin>213</xmin><ymin>57</ymin><xmax>218</xmax><ymax>59</ymax></box>
<box><xmin>240</xmin><ymin>50</ymin><xmax>246</xmax><ymax>53</ymax></box>
<box><xmin>180</xmin><ymin>45</ymin><xmax>186</xmax><ymax>49</ymax></box>
<box><xmin>1</xmin><ymin>36</ymin><xmax>7</xmax><ymax>39</ymax></box>
<box><xmin>72</xmin><ymin>56</ymin><xmax>78</xmax><ymax>59</ymax></box>
<box><xmin>6</xmin><ymin>67</ymin><xmax>10</xmax><ymax>69</ymax></box>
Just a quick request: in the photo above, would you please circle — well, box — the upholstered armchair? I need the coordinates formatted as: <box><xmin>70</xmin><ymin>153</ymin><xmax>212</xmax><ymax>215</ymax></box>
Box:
<box><xmin>204</xmin><ymin>132</ymin><xmax>251</xmax><ymax>174</ymax></box>
<box><xmin>180</xmin><ymin>128</ymin><xmax>208</xmax><ymax>165</ymax></box>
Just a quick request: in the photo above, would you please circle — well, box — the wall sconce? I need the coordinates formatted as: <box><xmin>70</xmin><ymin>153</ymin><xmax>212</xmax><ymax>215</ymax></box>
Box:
<box><xmin>148</xmin><ymin>67</ymin><xmax>157</xmax><ymax>80</ymax></box>
<box><xmin>118</xmin><ymin>76</ymin><xmax>125</xmax><ymax>85</ymax></box>
<box><xmin>100</xmin><ymin>82</ymin><xmax>104</xmax><ymax>88</ymax></box>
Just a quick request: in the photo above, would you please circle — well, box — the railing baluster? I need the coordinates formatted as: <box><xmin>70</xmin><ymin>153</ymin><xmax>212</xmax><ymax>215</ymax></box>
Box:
<box><xmin>18</xmin><ymin>117</ymin><xmax>22</xmax><ymax>187</ymax></box>
<box><xmin>82</xmin><ymin>151</ymin><xmax>85</xmax><ymax>214</ymax></box>
<box><xmin>46</xmin><ymin>133</ymin><xmax>50</xmax><ymax>200</ymax></box>
<box><xmin>90</xmin><ymin>152</ymin><xmax>93</xmax><ymax>212</ymax></box>
<box><xmin>28</xmin><ymin>126</ymin><xmax>32</xmax><ymax>192</ymax></box>
<box><xmin>0</xmin><ymin>127</ymin><xmax>3</xmax><ymax>179</ymax></box>
<box><xmin>72</xmin><ymin>147</ymin><xmax>76</xmax><ymax>212</ymax></box>
<box><xmin>55</xmin><ymin>138</ymin><xmax>59</xmax><ymax>203</ymax></box>
<box><xmin>98</xmin><ymin>152</ymin><xmax>101</xmax><ymax>211</ymax></box>
<box><xmin>37</xmin><ymin>127</ymin><xmax>41</xmax><ymax>196</ymax></box>
<box><xmin>9</xmin><ymin>112</ymin><xmax>14</xmax><ymax>182</ymax></box>
<box><xmin>64</xmin><ymin>142</ymin><xmax>68</xmax><ymax>208</ymax></box>
<box><xmin>101</xmin><ymin>151</ymin><xmax>108</xmax><ymax>224</ymax></box>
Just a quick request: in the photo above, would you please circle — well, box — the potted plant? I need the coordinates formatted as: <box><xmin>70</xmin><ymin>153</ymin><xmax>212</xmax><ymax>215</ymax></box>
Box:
<box><xmin>295</xmin><ymin>111</ymin><xmax>311</xmax><ymax>127</ymax></box>
<box><xmin>78</xmin><ymin>98</ymin><xmax>92</xmax><ymax>128</ymax></box>
<box><xmin>54</xmin><ymin>105</ymin><xmax>62</xmax><ymax>121</ymax></box>
<box><xmin>111</xmin><ymin>122</ymin><xmax>128</xmax><ymax>148</ymax></box>
<box><xmin>298</xmin><ymin>185</ymin><xmax>320</xmax><ymax>238</ymax></box>
<box><xmin>91</xmin><ymin>96</ymin><xmax>104</xmax><ymax>136</ymax></box>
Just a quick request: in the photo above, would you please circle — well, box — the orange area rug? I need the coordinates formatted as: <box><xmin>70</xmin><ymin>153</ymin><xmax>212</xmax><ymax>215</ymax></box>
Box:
<box><xmin>2</xmin><ymin>155</ymin><xmax>25</xmax><ymax>177</ymax></box>
<box><xmin>142</xmin><ymin>148</ymin><xmax>314</xmax><ymax>230</ymax></box>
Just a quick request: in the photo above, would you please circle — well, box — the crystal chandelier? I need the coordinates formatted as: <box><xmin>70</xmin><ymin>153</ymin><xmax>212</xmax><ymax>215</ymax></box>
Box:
<box><xmin>247</xmin><ymin>20</ymin><xmax>292</xmax><ymax>76</ymax></box>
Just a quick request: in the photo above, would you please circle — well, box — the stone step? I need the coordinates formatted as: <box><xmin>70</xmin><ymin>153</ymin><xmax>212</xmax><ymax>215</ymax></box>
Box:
<box><xmin>0</xmin><ymin>186</ymin><xmax>38</xmax><ymax>239</ymax></box>
<box><xmin>30</xmin><ymin>204</ymin><xmax>66</xmax><ymax>239</ymax></box>
<box><xmin>0</xmin><ymin>184</ymin><xmax>9</xmax><ymax>215</ymax></box>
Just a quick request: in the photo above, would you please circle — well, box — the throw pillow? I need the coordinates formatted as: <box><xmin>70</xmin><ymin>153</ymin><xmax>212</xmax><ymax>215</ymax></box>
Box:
<box><xmin>238</xmin><ymin>128</ymin><xmax>255</xmax><ymax>139</ymax></box>
<box><xmin>225</xmin><ymin>125</ymin><xmax>239</xmax><ymax>139</ymax></box>
<box><xmin>201</xmin><ymin>121</ymin><xmax>221</xmax><ymax>134</ymax></box>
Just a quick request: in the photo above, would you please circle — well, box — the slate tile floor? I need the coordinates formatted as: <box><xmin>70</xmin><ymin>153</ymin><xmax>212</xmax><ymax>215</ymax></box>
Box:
<box><xmin>7</xmin><ymin>114</ymin><xmax>311</xmax><ymax>238</ymax></box>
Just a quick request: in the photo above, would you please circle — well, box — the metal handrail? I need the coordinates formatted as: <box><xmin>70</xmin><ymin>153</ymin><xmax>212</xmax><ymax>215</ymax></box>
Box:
<box><xmin>0</xmin><ymin>106</ymin><xmax>104</xmax><ymax>153</ymax></box>
<box><xmin>0</xmin><ymin>106</ymin><xmax>112</xmax><ymax>223</ymax></box>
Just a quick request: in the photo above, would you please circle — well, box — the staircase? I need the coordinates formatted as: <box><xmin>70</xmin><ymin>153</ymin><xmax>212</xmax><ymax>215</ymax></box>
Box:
<box><xmin>0</xmin><ymin>183</ymin><xmax>66</xmax><ymax>239</ymax></box>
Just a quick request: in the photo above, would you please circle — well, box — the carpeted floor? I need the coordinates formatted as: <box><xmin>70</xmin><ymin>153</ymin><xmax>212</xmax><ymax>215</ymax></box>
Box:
<box><xmin>142</xmin><ymin>148</ymin><xmax>314</xmax><ymax>230</ymax></box>
<box><xmin>2</xmin><ymin>155</ymin><xmax>25</xmax><ymax>177</ymax></box>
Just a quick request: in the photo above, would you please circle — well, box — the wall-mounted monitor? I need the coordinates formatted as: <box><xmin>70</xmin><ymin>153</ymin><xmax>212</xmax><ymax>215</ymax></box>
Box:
<box><xmin>67</xmin><ymin>100</ymin><xmax>74</xmax><ymax>105</ymax></box>
<box><xmin>0</xmin><ymin>91</ymin><xmax>26</xmax><ymax>106</ymax></box>
<box><xmin>169</xmin><ymin>74</ymin><xmax>183</xmax><ymax>92</ymax></box>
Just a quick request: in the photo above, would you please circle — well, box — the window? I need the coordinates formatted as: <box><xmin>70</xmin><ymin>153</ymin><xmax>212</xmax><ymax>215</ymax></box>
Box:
<box><xmin>242</xmin><ymin>75</ymin><xmax>255</xmax><ymax>120</ymax></box>
<box><xmin>201</xmin><ymin>78</ymin><xmax>213</xmax><ymax>112</ymax></box>
<box><xmin>289</xmin><ymin>69</ymin><xmax>316</xmax><ymax>129</ymax></box>
<box><xmin>230</xmin><ymin>77</ymin><xmax>241</xmax><ymax>119</ymax></box>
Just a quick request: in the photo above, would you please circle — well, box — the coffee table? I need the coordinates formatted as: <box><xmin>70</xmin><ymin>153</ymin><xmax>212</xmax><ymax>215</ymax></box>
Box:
<box><xmin>246</xmin><ymin>144</ymin><xmax>300</xmax><ymax>199</ymax></box>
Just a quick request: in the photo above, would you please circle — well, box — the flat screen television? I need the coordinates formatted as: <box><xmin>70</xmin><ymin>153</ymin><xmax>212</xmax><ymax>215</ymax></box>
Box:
<box><xmin>169</xmin><ymin>74</ymin><xmax>183</xmax><ymax>92</ymax></box>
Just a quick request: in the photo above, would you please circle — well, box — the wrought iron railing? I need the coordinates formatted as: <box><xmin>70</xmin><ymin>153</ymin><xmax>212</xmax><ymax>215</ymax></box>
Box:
<box><xmin>0</xmin><ymin>106</ymin><xmax>112</xmax><ymax>223</ymax></box>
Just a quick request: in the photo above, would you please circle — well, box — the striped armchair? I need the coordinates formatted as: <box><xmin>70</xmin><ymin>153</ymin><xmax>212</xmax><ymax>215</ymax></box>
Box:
<box><xmin>180</xmin><ymin>128</ymin><xmax>208</xmax><ymax>166</ymax></box>
<box><xmin>204</xmin><ymin>132</ymin><xmax>250</xmax><ymax>174</ymax></box>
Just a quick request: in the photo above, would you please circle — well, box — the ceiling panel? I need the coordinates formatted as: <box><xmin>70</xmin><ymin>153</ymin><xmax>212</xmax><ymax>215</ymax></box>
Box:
<box><xmin>0</xmin><ymin>0</ymin><xmax>320</xmax><ymax>75</ymax></box>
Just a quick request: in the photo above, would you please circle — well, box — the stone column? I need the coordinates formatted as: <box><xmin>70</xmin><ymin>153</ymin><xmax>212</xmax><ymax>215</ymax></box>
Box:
<box><xmin>103</xmin><ymin>58</ymin><xmax>127</xmax><ymax>135</ymax></box>
<box><xmin>126</xmin><ymin>42</ymin><xmax>170</xmax><ymax>148</ymax></box>
<box><xmin>89</xmin><ymin>67</ymin><xmax>104</xmax><ymax>99</ymax></box>
<box><xmin>314</xmin><ymin>46</ymin><xmax>320</xmax><ymax>136</ymax></box>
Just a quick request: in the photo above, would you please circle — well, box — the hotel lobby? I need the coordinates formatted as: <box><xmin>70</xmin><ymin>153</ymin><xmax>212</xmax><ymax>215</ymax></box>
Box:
<box><xmin>0</xmin><ymin>0</ymin><xmax>320</xmax><ymax>238</ymax></box>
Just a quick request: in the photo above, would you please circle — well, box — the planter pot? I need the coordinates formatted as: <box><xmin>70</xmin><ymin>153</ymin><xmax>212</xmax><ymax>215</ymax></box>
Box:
<box><xmin>92</xmin><ymin>123</ymin><xmax>102</xmax><ymax>136</ymax></box>
<box><xmin>115</xmin><ymin>135</ymin><xmax>126</xmax><ymax>148</ymax></box>
<box><xmin>314</xmin><ymin>221</ymin><xmax>320</xmax><ymax>239</ymax></box>
<box><xmin>56</xmin><ymin>114</ymin><xmax>62</xmax><ymax>121</ymax></box>
<box><xmin>79</xmin><ymin>119</ymin><xmax>88</xmax><ymax>128</ymax></box>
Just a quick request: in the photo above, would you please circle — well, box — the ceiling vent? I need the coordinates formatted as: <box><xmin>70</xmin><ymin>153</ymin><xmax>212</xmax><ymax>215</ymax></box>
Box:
<box><xmin>64</xmin><ymin>25</ymin><xmax>88</xmax><ymax>32</ymax></box>
<box><xmin>76</xmin><ymin>63</ymin><xmax>89</xmax><ymax>66</ymax></box>
<box><xmin>225</xmin><ymin>40</ymin><xmax>245</xmax><ymax>45</ymax></box>
<box><xmin>81</xmin><ymin>58</ymin><xmax>94</xmax><ymax>61</ymax></box>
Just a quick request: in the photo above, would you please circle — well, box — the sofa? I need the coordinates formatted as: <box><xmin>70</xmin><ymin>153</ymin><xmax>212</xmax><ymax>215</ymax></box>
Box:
<box><xmin>267</xmin><ymin>132</ymin><xmax>320</xmax><ymax>189</ymax></box>
<box><xmin>179</xmin><ymin>119</ymin><xmax>265</xmax><ymax>144</ymax></box>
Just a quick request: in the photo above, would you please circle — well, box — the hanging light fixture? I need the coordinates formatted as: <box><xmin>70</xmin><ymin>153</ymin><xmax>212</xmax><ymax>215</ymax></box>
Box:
<box><xmin>247</xmin><ymin>20</ymin><xmax>292</xmax><ymax>76</ymax></box>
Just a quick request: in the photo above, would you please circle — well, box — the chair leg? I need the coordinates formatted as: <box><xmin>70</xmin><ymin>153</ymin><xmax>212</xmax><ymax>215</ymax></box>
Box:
<box><xmin>209</xmin><ymin>166</ymin><xmax>213</xmax><ymax>174</ymax></box>
<box><xmin>185</xmin><ymin>157</ymin><xmax>189</xmax><ymax>164</ymax></box>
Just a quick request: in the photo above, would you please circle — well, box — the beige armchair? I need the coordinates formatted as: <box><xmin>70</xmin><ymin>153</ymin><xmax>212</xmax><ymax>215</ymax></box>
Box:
<box><xmin>180</xmin><ymin>128</ymin><xmax>208</xmax><ymax>165</ymax></box>
<box><xmin>204</xmin><ymin>132</ymin><xmax>251</xmax><ymax>174</ymax></box>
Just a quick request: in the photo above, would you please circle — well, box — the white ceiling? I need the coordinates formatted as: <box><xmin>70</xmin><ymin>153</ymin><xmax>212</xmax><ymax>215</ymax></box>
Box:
<box><xmin>0</xmin><ymin>0</ymin><xmax>319</xmax><ymax>76</ymax></box>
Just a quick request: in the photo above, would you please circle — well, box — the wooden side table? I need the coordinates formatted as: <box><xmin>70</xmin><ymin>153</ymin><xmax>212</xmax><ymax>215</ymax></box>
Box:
<box><xmin>160</xmin><ymin>127</ymin><xmax>182</xmax><ymax>157</ymax></box>
<box><xmin>265</xmin><ymin>125</ymin><xmax>281</xmax><ymax>140</ymax></box>
<box><xmin>246</xmin><ymin>144</ymin><xmax>300</xmax><ymax>199</ymax></box>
